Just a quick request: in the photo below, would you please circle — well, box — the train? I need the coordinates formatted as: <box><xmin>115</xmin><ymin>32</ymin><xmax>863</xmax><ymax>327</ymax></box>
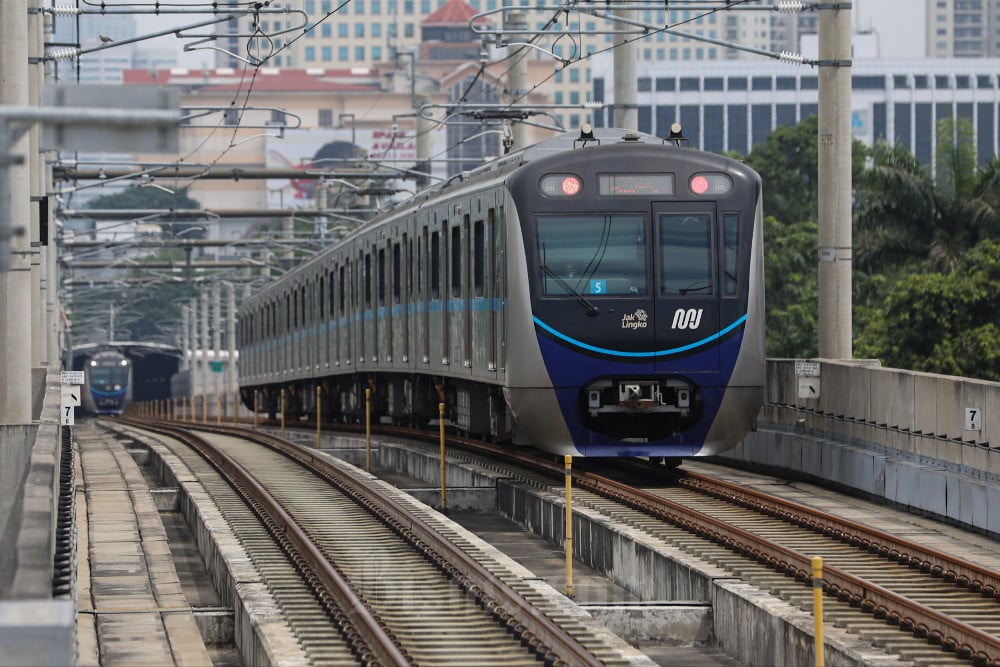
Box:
<box><xmin>81</xmin><ymin>349</ymin><xmax>134</xmax><ymax>415</ymax></box>
<box><xmin>238</xmin><ymin>126</ymin><xmax>765</xmax><ymax>458</ymax></box>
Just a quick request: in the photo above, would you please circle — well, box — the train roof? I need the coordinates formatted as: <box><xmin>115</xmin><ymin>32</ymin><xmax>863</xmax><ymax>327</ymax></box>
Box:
<box><xmin>241</xmin><ymin>127</ymin><xmax>733</xmax><ymax>304</ymax></box>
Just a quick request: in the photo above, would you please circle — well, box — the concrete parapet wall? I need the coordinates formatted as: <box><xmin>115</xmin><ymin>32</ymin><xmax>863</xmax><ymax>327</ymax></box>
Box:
<box><xmin>766</xmin><ymin>359</ymin><xmax>998</xmax><ymax>450</ymax></box>
<box><xmin>1</xmin><ymin>364</ymin><xmax>64</xmax><ymax>600</ymax></box>
<box><xmin>722</xmin><ymin>361</ymin><xmax>1000</xmax><ymax>534</ymax></box>
<box><xmin>0</xmin><ymin>425</ymin><xmax>36</xmax><ymax>598</ymax></box>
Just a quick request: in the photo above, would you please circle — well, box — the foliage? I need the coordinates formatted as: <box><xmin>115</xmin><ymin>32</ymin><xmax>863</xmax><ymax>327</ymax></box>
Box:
<box><xmin>87</xmin><ymin>184</ymin><xmax>206</xmax><ymax>239</ymax></box>
<box><xmin>763</xmin><ymin>216</ymin><xmax>818</xmax><ymax>358</ymax></box>
<box><xmin>854</xmin><ymin>240</ymin><xmax>1000</xmax><ymax>380</ymax></box>
<box><xmin>743</xmin><ymin>114</ymin><xmax>867</xmax><ymax>227</ymax></box>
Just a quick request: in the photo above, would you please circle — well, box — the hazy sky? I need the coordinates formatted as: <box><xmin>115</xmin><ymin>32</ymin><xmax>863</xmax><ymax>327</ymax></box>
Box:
<box><xmin>132</xmin><ymin>0</ymin><xmax>927</xmax><ymax>67</ymax></box>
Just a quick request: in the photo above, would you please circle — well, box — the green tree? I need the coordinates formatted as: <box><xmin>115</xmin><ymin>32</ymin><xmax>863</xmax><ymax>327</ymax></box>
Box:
<box><xmin>88</xmin><ymin>184</ymin><xmax>205</xmax><ymax>239</ymax></box>
<box><xmin>854</xmin><ymin>240</ymin><xmax>1000</xmax><ymax>380</ymax></box>
<box><xmin>856</xmin><ymin>118</ymin><xmax>1000</xmax><ymax>276</ymax></box>
<box><xmin>763</xmin><ymin>216</ymin><xmax>818</xmax><ymax>358</ymax></box>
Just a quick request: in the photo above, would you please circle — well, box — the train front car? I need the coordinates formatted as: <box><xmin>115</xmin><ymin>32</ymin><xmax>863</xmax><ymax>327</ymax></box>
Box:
<box><xmin>83</xmin><ymin>351</ymin><xmax>133</xmax><ymax>416</ymax></box>
<box><xmin>504</xmin><ymin>131</ymin><xmax>764</xmax><ymax>457</ymax></box>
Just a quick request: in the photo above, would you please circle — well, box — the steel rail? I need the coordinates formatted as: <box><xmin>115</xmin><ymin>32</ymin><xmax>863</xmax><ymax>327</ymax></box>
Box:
<box><xmin>126</xmin><ymin>419</ymin><xmax>411</xmax><ymax>667</ymax></box>
<box><xmin>680</xmin><ymin>471</ymin><xmax>1000</xmax><ymax>597</ymax></box>
<box><xmin>576</xmin><ymin>471</ymin><xmax>1000</xmax><ymax>666</ymax></box>
<box><xmin>214</xmin><ymin>419</ymin><xmax>1000</xmax><ymax>665</ymax></box>
<box><xmin>189</xmin><ymin>422</ymin><xmax>602</xmax><ymax>667</ymax></box>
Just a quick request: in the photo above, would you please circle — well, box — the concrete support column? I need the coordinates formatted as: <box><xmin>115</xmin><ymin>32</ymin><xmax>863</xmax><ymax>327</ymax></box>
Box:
<box><xmin>212</xmin><ymin>285</ymin><xmax>221</xmax><ymax>406</ymax></box>
<box><xmin>1</xmin><ymin>0</ymin><xmax>34</xmax><ymax>423</ymax></box>
<box><xmin>506</xmin><ymin>12</ymin><xmax>529</xmax><ymax>150</ymax></box>
<box><xmin>612</xmin><ymin>1</ymin><xmax>638</xmax><ymax>131</ymax></box>
<box><xmin>226</xmin><ymin>284</ymin><xmax>236</xmax><ymax>405</ymax></box>
<box><xmin>200</xmin><ymin>293</ymin><xmax>209</xmax><ymax>410</ymax></box>
<box><xmin>817</xmin><ymin>5</ymin><xmax>853</xmax><ymax>359</ymax></box>
<box><xmin>180</xmin><ymin>305</ymin><xmax>189</xmax><ymax>372</ymax></box>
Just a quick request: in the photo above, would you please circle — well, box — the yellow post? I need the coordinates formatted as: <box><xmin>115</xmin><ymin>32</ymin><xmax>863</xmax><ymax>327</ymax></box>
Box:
<box><xmin>813</xmin><ymin>556</ymin><xmax>825</xmax><ymax>667</ymax></box>
<box><xmin>253</xmin><ymin>390</ymin><xmax>258</xmax><ymax>430</ymax></box>
<box><xmin>181</xmin><ymin>396</ymin><xmax>186</xmax><ymax>421</ymax></box>
<box><xmin>216</xmin><ymin>394</ymin><xmax>221</xmax><ymax>424</ymax></box>
<box><xmin>365</xmin><ymin>388</ymin><xmax>372</xmax><ymax>472</ymax></box>
<box><xmin>439</xmin><ymin>402</ymin><xmax>446</xmax><ymax>511</ymax></box>
<box><xmin>565</xmin><ymin>455</ymin><xmax>574</xmax><ymax>598</ymax></box>
<box><xmin>316</xmin><ymin>386</ymin><xmax>322</xmax><ymax>449</ymax></box>
<box><xmin>280</xmin><ymin>389</ymin><xmax>286</xmax><ymax>439</ymax></box>
<box><xmin>202</xmin><ymin>395</ymin><xmax>207</xmax><ymax>424</ymax></box>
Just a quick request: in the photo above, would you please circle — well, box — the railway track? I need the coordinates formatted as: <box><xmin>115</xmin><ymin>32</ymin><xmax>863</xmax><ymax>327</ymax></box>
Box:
<box><xmin>106</xmin><ymin>418</ymin><xmax>627</xmax><ymax>667</ymax></box>
<box><xmin>256</xmin><ymin>419</ymin><xmax>1000</xmax><ymax>667</ymax></box>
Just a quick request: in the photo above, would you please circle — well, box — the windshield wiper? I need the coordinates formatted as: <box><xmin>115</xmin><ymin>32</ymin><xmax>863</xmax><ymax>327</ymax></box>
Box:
<box><xmin>540</xmin><ymin>263</ymin><xmax>600</xmax><ymax>316</ymax></box>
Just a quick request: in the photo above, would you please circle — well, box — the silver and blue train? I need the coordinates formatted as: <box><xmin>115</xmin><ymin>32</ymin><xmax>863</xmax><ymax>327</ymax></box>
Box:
<box><xmin>82</xmin><ymin>349</ymin><xmax>133</xmax><ymax>416</ymax></box>
<box><xmin>238</xmin><ymin>126</ymin><xmax>764</xmax><ymax>458</ymax></box>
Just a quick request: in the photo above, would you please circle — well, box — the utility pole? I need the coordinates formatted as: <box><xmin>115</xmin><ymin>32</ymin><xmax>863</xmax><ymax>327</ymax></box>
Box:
<box><xmin>612</xmin><ymin>1</ymin><xmax>638</xmax><ymax>131</ymax></box>
<box><xmin>817</xmin><ymin>3</ymin><xmax>853</xmax><ymax>359</ymax></box>
<box><xmin>226</xmin><ymin>284</ymin><xmax>236</xmax><ymax>411</ymax></box>
<box><xmin>212</xmin><ymin>285</ymin><xmax>221</xmax><ymax>406</ymax></box>
<box><xmin>415</xmin><ymin>94</ymin><xmax>432</xmax><ymax>190</ymax></box>
<box><xmin>506</xmin><ymin>12</ymin><xmax>529</xmax><ymax>150</ymax></box>
<box><xmin>1</xmin><ymin>0</ymin><xmax>33</xmax><ymax>423</ymax></box>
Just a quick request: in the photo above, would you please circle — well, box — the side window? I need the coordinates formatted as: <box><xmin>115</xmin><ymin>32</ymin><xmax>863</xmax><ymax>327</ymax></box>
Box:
<box><xmin>451</xmin><ymin>224</ymin><xmax>462</xmax><ymax>298</ymax></box>
<box><xmin>430</xmin><ymin>230</ymin><xmax>440</xmax><ymax>299</ymax></box>
<box><xmin>392</xmin><ymin>242</ymin><xmax>401</xmax><ymax>303</ymax></box>
<box><xmin>723</xmin><ymin>213</ymin><xmax>739</xmax><ymax>296</ymax></box>
<box><xmin>378</xmin><ymin>246</ymin><xmax>386</xmax><ymax>306</ymax></box>
<box><xmin>659</xmin><ymin>213</ymin><xmax>713</xmax><ymax>295</ymax></box>
<box><xmin>473</xmin><ymin>220</ymin><xmax>485</xmax><ymax>297</ymax></box>
<box><xmin>364</xmin><ymin>252</ymin><xmax>372</xmax><ymax>307</ymax></box>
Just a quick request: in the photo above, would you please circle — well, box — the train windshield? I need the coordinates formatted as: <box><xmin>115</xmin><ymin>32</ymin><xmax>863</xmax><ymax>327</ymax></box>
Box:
<box><xmin>90</xmin><ymin>366</ymin><xmax>128</xmax><ymax>386</ymax></box>
<box><xmin>536</xmin><ymin>214</ymin><xmax>647</xmax><ymax>297</ymax></box>
<box><xmin>659</xmin><ymin>213</ymin><xmax>714</xmax><ymax>295</ymax></box>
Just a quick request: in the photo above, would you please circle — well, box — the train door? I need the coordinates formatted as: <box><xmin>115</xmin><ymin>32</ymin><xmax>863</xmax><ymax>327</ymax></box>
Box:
<box><xmin>652</xmin><ymin>202</ymin><xmax>721</xmax><ymax>373</ymax></box>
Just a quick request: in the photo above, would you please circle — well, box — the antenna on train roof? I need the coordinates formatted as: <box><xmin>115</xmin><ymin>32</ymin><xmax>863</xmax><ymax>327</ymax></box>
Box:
<box><xmin>666</xmin><ymin>122</ymin><xmax>689</xmax><ymax>147</ymax></box>
<box><xmin>574</xmin><ymin>123</ymin><xmax>599</xmax><ymax>149</ymax></box>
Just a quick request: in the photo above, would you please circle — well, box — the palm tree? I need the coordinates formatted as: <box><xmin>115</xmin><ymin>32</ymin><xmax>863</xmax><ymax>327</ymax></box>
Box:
<box><xmin>855</xmin><ymin>118</ymin><xmax>1000</xmax><ymax>275</ymax></box>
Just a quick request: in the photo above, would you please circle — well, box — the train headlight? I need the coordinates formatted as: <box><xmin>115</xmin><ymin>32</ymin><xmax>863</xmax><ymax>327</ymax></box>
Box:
<box><xmin>588</xmin><ymin>390</ymin><xmax>602</xmax><ymax>408</ymax></box>
<box><xmin>688</xmin><ymin>172</ymin><xmax>732</xmax><ymax>196</ymax></box>
<box><xmin>120</xmin><ymin>359</ymin><xmax>128</xmax><ymax>366</ymax></box>
<box><xmin>539</xmin><ymin>174</ymin><xmax>582</xmax><ymax>197</ymax></box>
<box><xmin>677</xmin><ymin>389</ymin><xmax>691</xmax><ymax>408</ymax></box>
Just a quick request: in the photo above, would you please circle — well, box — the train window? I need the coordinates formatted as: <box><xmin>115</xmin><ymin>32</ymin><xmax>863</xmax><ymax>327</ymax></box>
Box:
<box><xmin>364</xmin><ymin>253</ymin><xmax>372</xmax><ymax>306</ymax></box>
<box><xmin>339</xmin><ymin>264</ymin><xmax>346</xmax><ymax>314</ymax></box>
<box><xmin>392</xmin><ymin>242</ymin><xmax>401</xmax><ymax>303</ymax></box>
<box><xmin>329</xmin><ymin>270</ymin><xmax>335</xmax><ymax>315</ymax></box>
<box><xmin>378</xmin><ymin>247</ymin><xmax>386</xmax><ymax>306</ymax></box>
<box><xmin>430</xmin><ymin>231</ymin><xmax>440</xmax><ymax>299</ymax></box>
<box><xmin>536</xmin><ymin>215</ymin><xmax>647</xmax><ymax>297</ymax></box>
<box><xmin>723</xmin><ymin>213</ymin><xmax>739</xmax><ymax>295</ymax></box>
<box><xmin>659</xmin><ymin>213</ymin><xmax>713</xmax><ymax>296</ymax></box>
<box><xmin>451</xmin><ymin>225</ymin><xmax>461</xmax><ymax>298</ymax></box>
<box><xmin>473</xmin><ymin>220</ymin><xmax>485</xmax><ymax>297</ymax></box>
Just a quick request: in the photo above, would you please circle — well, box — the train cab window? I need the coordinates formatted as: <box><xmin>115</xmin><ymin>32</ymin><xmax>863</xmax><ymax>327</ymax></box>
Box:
<box><xmin>659</xmin><ymin>213</ymin><xmax>713</xmax><ymax>295</ymax></box>
<box><xmin>536</xmin><ymin>214</ymin><xmax>647</xmax><ymax>296</ymax></box>
<box><xmin>723</xmin><ymin>213</ymin><xmax>739</xmax><ymax>296</ymax></box>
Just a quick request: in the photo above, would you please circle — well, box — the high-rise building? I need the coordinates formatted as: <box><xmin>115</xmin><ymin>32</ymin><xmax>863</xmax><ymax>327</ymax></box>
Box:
<box><xmin>926</xmin><ymin>0</ymin><xmax>1000</xmax><ymax>57</ymax></box>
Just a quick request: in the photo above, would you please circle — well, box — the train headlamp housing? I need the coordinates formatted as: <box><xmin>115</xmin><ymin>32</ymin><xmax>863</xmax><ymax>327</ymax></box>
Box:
<box><xmin>688</xmin><ymin>172</ymin><xmax>732</xmax><ymax>196</ymax></box>
<box><xmin>539</xmin><ymin>174</ymin><xmax>582</xmax><ymax>197</ymax></box>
